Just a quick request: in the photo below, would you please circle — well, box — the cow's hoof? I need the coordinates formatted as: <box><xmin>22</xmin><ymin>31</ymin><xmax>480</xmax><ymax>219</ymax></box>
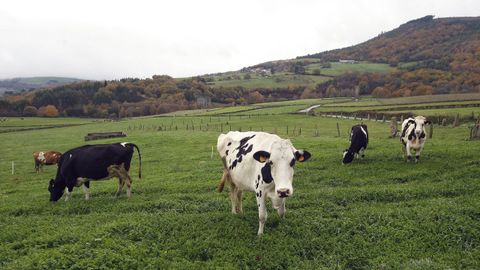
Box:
<box><xmin>407</xmin><ymin>156</ymin><xmax>412</xmax><ymax>162</ymax></box>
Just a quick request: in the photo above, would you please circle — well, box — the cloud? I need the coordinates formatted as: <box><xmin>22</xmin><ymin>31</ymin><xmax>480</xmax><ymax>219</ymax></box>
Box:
<box><xmin>0</xmin><ymin>0</ymin><xmax>478</xmax><ymax>80</ymax></box>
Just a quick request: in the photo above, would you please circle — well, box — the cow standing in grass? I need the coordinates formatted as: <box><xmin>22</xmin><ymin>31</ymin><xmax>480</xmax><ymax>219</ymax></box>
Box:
<box><xmin>48</xmin><ymin>142</ymin><xmax>141</xmax><ymax>202</ymax></box>
<box><xmin>33</xmin><ymin>151</ymin><xmax>62</xmax><ymax>173</ymax></box>
<box><xmin>216</xmin><ymin>131</ymin><xmax>311</xmax><ymax>235</ymax></box>
<box><xmin>343</xmin><ymin>124</ymin><xmax>368</xmax><ymax>164</ymax></box>
<box><xmin>400</xmin><ymin>116</ymin><xmax>431</xmax><ymax>162</ymax></box>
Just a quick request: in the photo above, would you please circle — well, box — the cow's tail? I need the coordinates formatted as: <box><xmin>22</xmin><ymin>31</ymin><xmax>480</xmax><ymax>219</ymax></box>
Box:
<box><xmin>217</xmin><ymin>170</ymin><xmax>228</xmax><ymax>192</ymax></box>
<box><xmin>217</xmin><ymin>157</ymin><xmax>229</xmax><ymax>192</ymax></box>
<box><xmin>128</xmin><ymin>143</ymin><xmax>142</xmax><ymax>179</ymax></box>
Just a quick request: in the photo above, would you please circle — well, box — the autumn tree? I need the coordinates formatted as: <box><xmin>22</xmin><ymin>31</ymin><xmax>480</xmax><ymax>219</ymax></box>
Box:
<box><xmin>371</xmin><ymin>87</ymin><xmax>391</xmax><ymax>98</ymax></box>
<box><xmin>23</xmin><ymin>106</ymin><xmax>38</xmax><ymax>116</ymax></box>
<box><xmin>247</xmin><ymin>91</ymin><xmax>264</xmax><ymax>104</ymax></box>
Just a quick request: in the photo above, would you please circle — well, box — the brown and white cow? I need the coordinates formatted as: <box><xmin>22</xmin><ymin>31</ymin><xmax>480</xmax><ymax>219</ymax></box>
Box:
<box><xmin>33</xmin><ymin>151</ymin><xmax>62</xmax><ymax>173</ymax></box>
<box><xmin>216</xmin><ymin>131</ymin><xmax>311</xmax><ymax>235</ymax></box>
<box><xmin>400</xmin><ymin>116</ymin><xmax>431</xmax><ymax>162</ymax></box>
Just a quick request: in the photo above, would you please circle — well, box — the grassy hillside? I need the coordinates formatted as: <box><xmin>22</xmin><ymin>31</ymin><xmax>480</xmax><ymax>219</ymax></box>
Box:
<box><xmin>1</xmin><ymin>98</ymin><xmax>479</xmax><ymax>268</ymax></box>
<box><xmin>198</xmin><ymin>61</ymin><xmax>396</xmax><ymax>90</ymax></box>
<box><xmin>0</xmin><ymin>77</ymin><xmax>84</xmax><ymax>95</ymax></box>
<box><xmin>302</xmin><ymin>16</ymin><xmax>480</xmax><ymax>63</ymax></box>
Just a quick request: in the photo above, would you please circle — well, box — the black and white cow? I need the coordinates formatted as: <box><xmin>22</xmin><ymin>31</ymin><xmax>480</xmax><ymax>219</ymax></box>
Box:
<box><xmin>400</xmin><ymin>116</ymin><xmax>431</xmax><ymax>162</ymax></box>
<box><xmin>216</xmin><ymin>131</ymin><xmax>311</xmax><ymax>235</ymax></box>
<box><xmin>343</xmin><ymin>124</ymin><xmax>368</xmax><ymax>164</ymax></box>
<box><xmin>48</xmin><ymin>142</ymin><xmax>141</xmax><ymax>202</ymax></box>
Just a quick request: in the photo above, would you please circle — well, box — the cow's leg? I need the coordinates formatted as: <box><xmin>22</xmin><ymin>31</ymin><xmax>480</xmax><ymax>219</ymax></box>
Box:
<box><xmin>124</xmin><ymin>174</ymin><xmax>132</xmax><ymax>198</ymax></box>
<box><xmin>271</xmin><ymin>196</ymin><xmax>286</xmax><ymax>219</ymax></box>
<box><xmin>360</xmin><ymin>147</ymin><xmax>366</xmax><ymax>158</ymax></box>
<box><xmin>83</xmin><ymin>182</ymin><xmax>90</xmax><ymax>200</ymax></box>
<box><xmin>236</xmin><ymin>190</ymin><xmax>243</xmax><ymax>213</ymax></box>
<box><xmin>116</xmin><ymin>178</ymin><xmax>125</xmax><ymax>197</ymax></box>
<box><xmin>415</xmin><ymin>145</ymin><xmax>424</xmax><ymax>163</ymax></box>
<box><xmin>35</xmin><ymin>161</ymin><xmax>40</xmax><ymax>173</ymax></box>
<box><xmin>64</xmin><ymin>186</ymin><xmax>74</xmax><ymax>202</ymax></box>
<box><xmin>108</xmin><ymin>164</ymin><xmax>131</xmax><ymax>197</ymax></box>
<box><xmin>256</xmin><ymin>191</ymin><xmax>267</xmax><ymax>235</ymax></box>
<box><xmin>229</xmin><ymin>181</ymin><xmax>239</xmax><ymax>214</ymax></box>
<box><xmin>405</xmin><ymin>142</ymin><xmax>413</xmax><ymax>161</ymax></box>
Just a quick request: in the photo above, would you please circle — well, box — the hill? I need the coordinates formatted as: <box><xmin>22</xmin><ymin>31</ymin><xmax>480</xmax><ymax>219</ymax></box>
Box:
<box><xmin>302</xmin><ymin>16</ymin><xmax>480</xmax><ymax>64</ymax></box>
<box><xmin>0</xmin><ymin>77</ymin><xmax>84</xmax><ymax>95</ymax></box>
<box><xmin>297</xmin><ymin>16</ymin><xmax>480</xmax><ymax>98</ymax></box>
<box><xmin>1</xmin><ymin>16</ymin><xmax>480</xmax><ymax>118</ymax></box>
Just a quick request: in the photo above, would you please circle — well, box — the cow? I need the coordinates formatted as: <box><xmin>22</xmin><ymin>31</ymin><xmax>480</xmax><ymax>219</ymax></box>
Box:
<box><xmin>216</xmin><ymin>131</ymin><xmax>311</xmax><ymax>235</ymax></box>
<box><xmin>33</xmin><ymin>151</ymin><xmax>62</xmax><ymax>173</ymax></box>
<box><xmin>343</xmin><ymin>124</ymin><xmax>368</xmax><ymax>164</ymax></box>
<box><xmin>400</xmin><ymin>116</ymin><xmax>431</xmax><ymax>162</ymax></box>
<box><xmin>48</xmin><ymin>142</ymin><xmax>141</xmax><ymax>202</ymax></box>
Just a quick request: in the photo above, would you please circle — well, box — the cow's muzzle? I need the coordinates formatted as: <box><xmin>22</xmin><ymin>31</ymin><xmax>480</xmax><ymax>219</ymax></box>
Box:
<box><xmin>277</xmin><ymin>188</ymin><xmax>290</xmax><ymax>198</ymax></box>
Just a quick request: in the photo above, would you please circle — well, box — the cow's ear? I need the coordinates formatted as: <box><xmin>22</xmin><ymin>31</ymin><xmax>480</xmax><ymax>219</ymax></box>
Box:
<box><xmin>425</xmin><ymin>120</ymin><xmax>431</xmax><ymax>125</ymax></box>
<box><xmin>295</xmin><ymin>150</ymin><xmax>311</xmax><ymax>162</ymax></box>
<box><xmin>253</xmin><ymin>151</ymin><xmax>270</xmax><ymax>163</ymax></box>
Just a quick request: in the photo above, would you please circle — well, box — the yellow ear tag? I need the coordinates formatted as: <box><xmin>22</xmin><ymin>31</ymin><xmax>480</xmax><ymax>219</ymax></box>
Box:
<box><xmin>298</xmin><ymin>156</ymin><xmax>305</xmax><ymax>162</ymax></box>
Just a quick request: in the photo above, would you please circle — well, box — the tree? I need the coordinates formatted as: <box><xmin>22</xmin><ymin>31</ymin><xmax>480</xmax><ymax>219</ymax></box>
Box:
<box><xmin>247</xmin><ymin>91</ymin><xmax>264</xmax><ymax>104</ymax></box>
<box><xmin>44</xmin><ymin>105</ymin><xmax>60</xmax><ymax>117</ymax></box>
<box><xmin>371</xmin><ymin>87</ymin><xmax>391</xmax><ymax>98</ymax></box>
<box><xmin>23</xmin><ymin>106</ymin><xmax>38</xmax><ymax>116</ymax></box>
<box><xmin>244</xmin><ymin>74</ymin><xmax>252</xmax><ymax>80</ymax></box>
<box><xmin>325</xmin><ymin>85</ymin><xmax>338</xmax><ymax>97</ymax></box>
<box><xmin>93</xmin><ymin>89</ymin><xmax>113</xmax><ymax>104</ymax></box>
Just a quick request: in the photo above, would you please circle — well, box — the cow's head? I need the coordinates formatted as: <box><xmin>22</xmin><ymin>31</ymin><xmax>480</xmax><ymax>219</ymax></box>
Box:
<box><xmin>48</xmin><ymin>179</ymin><xmax>64</xmax><ymax>202</ymax></box>
<box><xmin>52</xmin><ymin>153</ymin><xmax>62</xmax><ymax>163</ymax></box>
<box><xmin>342</xmin><ymin>149</ymin><xmax>354</xmax><ymax>164</ymax></box>
<box><xmin>413</xmin><ymin>116</ymin><xmax>431</xmax><ymax>138</ymax></box>
<box><xmin>253</xmin><ymin>140</ymin><xmax>311</xmax><ymax>198</ymax></box>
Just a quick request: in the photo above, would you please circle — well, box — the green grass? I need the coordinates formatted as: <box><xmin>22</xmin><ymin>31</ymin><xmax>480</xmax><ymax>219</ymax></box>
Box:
<box><xmin>0</xmin><ymin>118</ymin><xmax>96</xmax><ymax>133</ymax></box>
<box><xmin>209</xmin><ymin>73</ymin><xmax>330</xmax><ymax>89</ymax></box>
<box><xmin>1</xmin><ymin>102</ymin><xmax>479</xmax><ymax>269</ymax></box>
<box><xmin>305</xmin><ymin>62</ymin><xmax>396</xmax><ymax>76</ymax></box>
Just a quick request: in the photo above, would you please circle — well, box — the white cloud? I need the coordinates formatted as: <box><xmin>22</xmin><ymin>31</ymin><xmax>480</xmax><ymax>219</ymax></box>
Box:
<box><xmin>0</xmin><ymin>0</ymin><xmax>478</xmax><ymax>80</ymax></box>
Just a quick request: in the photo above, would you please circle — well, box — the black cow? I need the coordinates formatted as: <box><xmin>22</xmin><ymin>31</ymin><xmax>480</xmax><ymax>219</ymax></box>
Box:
<box><xmin>48</xmin><ymin>142</ymin><xmax>141</xmax><ymax>202</ymax></box>
<box><xmin>343</xmin><ymin>124</ymin><xmax>368</xmax><ymax>164</ymax></box>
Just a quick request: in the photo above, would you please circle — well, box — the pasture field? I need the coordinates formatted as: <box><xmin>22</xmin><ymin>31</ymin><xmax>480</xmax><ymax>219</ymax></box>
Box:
<box><xmin>190</xmin><ymin>61</ymin><xmax>397</xmax><ymax>90</ymax></box>
<box><xmin>304</xmin><ymin>62</ymin><xmax>396</xmax><ymax>76</ymax></box>
<box><xmin>207</xmin><ymin>73</ymin><xmax>330</xmax><ymax>89</ymax></box>
<box><xmin>1</xmin><ymin>106</ymin><xmax>479</xmax><ymax>269</ymax></box>
<box><xmin>0</xmin><ymin>118</ymin><xmax>95</xmax><ymax>133</ymax></box>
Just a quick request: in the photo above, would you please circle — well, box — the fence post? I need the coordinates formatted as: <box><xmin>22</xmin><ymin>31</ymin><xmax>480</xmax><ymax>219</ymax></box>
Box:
<box><xmin>453</xmin><ymin>113</ymin><xmax>460</xmax><ymax>127</ymax></box>
<box><xmin>429</xmin><ymin>124</ymin><xmax>433</xmax><ymax>139</ymax></box>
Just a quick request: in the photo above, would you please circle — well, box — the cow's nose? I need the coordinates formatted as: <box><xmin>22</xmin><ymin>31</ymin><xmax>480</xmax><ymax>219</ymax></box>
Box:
<box><xmin>277</xmin><ymin>188</ymin><xmax>290</xmax><ymax>198</ymax></box>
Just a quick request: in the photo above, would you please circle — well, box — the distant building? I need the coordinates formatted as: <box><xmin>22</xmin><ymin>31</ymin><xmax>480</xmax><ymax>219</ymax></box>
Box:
<box><xmin>339</xmin><ymin>59</ymin><xmax>357</xmax><ymax>64</ymax></box>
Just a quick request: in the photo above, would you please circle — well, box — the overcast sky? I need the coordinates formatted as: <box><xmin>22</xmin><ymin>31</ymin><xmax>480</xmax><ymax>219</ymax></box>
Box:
<box><xmin>0</xmin><ymin>0</ymin><xmax>478</xmax><ymax>80</ymax></box>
